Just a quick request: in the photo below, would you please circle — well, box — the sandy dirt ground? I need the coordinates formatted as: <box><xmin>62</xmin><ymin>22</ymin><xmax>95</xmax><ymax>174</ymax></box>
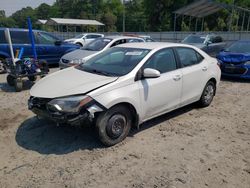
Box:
<box><xmin>0</xmin><ymin>69</ymin><xmax>249</xmax><ymax>188</ymax></box>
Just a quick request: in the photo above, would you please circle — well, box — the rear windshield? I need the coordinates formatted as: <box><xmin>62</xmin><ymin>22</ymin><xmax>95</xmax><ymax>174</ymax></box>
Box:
<box><xmin>182</xmin><ymin>35</ymin><xmax>206</xmax><ymax>44</ymax></box>
<box><xmin>81</xmin><ymin>38</ymin><xmax>112</xmax><ymax>51</ymax></box>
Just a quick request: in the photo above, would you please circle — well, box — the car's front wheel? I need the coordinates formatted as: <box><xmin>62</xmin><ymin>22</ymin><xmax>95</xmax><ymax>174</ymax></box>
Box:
<box><xmin>199</xmin><ymin>81</ymin><xmax>216</xmax><ymax>107</ymax></box>
<box><xmin>96</xmin><ymin>105</ymin><xmax>132</xmax><ymax>146</ymax></box>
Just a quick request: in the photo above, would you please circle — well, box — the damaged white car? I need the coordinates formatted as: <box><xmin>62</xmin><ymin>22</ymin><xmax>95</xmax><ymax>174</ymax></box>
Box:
<box><xmin>28</xmin><ymin>42</ymin><xmax>221</xmax><ymax>146</ymax></box>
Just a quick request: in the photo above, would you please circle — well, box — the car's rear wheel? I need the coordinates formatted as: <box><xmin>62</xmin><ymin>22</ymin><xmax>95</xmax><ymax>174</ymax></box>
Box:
<box><xmin>199</xmin><ymin>81</ymin><xmax>215</xmax><ymax>107</ymax></box>
<box><xmin>96</xmin><ymin>105</ymin><xmax>132</xmax><ymax>146</ymax></box>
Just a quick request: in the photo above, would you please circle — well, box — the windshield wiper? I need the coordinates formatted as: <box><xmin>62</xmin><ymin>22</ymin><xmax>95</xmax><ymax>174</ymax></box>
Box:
<box><xmin>84</xmin><ymin>68</ymin><xmax>115</xmax><ymax>77</ymax></box>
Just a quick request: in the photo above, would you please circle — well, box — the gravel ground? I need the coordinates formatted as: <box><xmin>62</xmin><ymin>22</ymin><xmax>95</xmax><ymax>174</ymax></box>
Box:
<box><xmin>0</xmin><ymin>69</ymin><xmax>249</xmax><ymax>188</ymax></box>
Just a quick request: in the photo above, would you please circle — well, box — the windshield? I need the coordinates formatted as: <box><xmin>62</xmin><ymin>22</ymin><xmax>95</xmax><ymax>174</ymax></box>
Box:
<box><xmin>74</xmin><ymin>34</ymin><xmax>85</xmax><ymax>39</ymax></box>
<box><xmin>182</xmin><ymin>35</ymin><xmax>206</xmax><ymax>44</ymax></box>
<box><xmin>77</xmin><ymin>47</ymin><xmax>150</xmax><ymax>76</ymax></box>
<box><xmin>226</xmin><ymin>41</ymin><xmax>250</xmax><ymax>53</ymax></box>
<box><xmin>81</xmin><ymin>38</ymin><xmax>112</xmax><ymax>51</ymax></box>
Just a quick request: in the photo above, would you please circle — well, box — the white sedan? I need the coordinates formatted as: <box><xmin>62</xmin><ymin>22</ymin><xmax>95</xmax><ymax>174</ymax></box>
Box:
<box><xmin>29</xmin><ymin>42</ymin><xmax>221</xmax><ymax>146</ymax></box>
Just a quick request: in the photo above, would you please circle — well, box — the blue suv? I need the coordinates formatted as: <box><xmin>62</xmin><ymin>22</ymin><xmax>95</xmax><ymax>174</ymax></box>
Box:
<box><xmin>0</xmin><ymin>28</ymin><xmax>80</xmax><ymax>72</ymax></box>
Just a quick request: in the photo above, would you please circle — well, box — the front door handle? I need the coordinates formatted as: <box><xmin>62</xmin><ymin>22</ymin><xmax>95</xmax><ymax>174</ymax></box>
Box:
<box><xmin>173</xmin><ymin>75</ymin><xmax>181</xmax><ymax>81</ymax></box>
<box><xmin>202</xmin><ymin>67</ymin><xmax>208</xmax><ymax>71</ymax></box>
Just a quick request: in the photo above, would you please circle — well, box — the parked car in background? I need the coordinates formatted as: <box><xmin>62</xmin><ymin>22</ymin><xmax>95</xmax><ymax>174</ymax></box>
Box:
<box><xmin>182</xmin><ymin>33</ymin><xmax>226</xmax><ymax>57</ymax></box>
<box><xmin>0</xmin><ymin>28</ymin><xmax>80</xmax><ymax>72</ymax></box>
<box><xmin>59</xmin><ymin>36</ymin><xmax>145</xmax><ymax>69</ymax></box>
<box><xmin>64</xmin><ymin>33</ymin><xmax>104</xmax><ymax>46</ymax></box>
<box><xmin>217</xmin><ymin>40</ymin><xmax>250</xmax><ymax>79</ymax></box>
<box><xmin>123</xmin><ymin>34</ymin><xmax>155</xmax><ymax>42</ymax></box>
<box><xmin>139</xmin><ymin>35</ymin><xmax>155</xmax><ymax>42</ymax></box>
<box><xmin>29</xmin><ymin>42</ymin><xmax>221</xmax><ymax>146</ymax></box>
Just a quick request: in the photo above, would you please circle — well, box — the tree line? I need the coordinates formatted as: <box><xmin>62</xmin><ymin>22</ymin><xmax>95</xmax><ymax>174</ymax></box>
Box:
<box><xmin>0</xmin><ymin>0</ymin><xmax>249</xmax><ymax>32</ymax></box>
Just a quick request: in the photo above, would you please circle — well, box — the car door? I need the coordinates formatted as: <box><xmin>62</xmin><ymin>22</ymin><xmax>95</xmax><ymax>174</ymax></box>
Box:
<box><xmin>10</xmin><ymin>30</ymin><xmax>34</xmax><ymax>58</ymax></box>
<box><xmin>35</xmin><ymin>31</ymin><xmax>62</xmax><ymax>64</ymax></box>
<box><xmin>138</xmin><ymin>48</ymin><xmax>182</xmax><ymax>120</ymax></box>
<box><xmin>175</xmin><ymin>47</ymin><xmax>209</xmax><ymax>106</ymax></box>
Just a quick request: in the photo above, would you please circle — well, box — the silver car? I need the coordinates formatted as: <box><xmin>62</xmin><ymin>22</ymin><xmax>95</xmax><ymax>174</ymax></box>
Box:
<box><xmin>59</xmin><ymin>36</ymin><xmax>145</xmax><ymax>69</ymax></box>
<box><xmin>29</xmin><ymin>42</ymin><xmax>221</xmax><ymax>146</ymax></box>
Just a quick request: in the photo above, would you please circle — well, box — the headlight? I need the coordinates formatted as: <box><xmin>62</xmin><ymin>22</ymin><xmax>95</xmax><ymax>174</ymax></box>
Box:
<box><xmin>244</xmin><ymin>61</ymin><xmax>250</xmax><ymax>65</ymax></box>
<box><xmin>69</xmin><ymin>58</ymin><xmax>86</xmax><ymax>65</ymax></box>
<box><xmin>47</xmin><ymin>96</ymin><xmax>92</xmax><ymax>113</ymax></box>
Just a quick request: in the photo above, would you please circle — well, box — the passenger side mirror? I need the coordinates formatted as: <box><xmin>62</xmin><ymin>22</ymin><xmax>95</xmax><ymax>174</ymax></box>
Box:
<box><xmin>55</xmin><ymin>40</ymin><xmax>62</xmax><ymax>46</ymax></box>
<box><xmin>143</xmin><ymin>68</ymin><xmax>160</xmax><ymax>78</ymax></box>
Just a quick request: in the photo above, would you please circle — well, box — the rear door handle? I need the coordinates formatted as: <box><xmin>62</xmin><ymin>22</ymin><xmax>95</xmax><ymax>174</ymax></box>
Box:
<box><xmin>173</xmin><ymin>75</ymin><xmax>181</xmax><ymax>81</ymax></box>
<box><xmin>202</xmin><ymin>67</ymin><xmax>208</xmax><ymax>71</ymax></box>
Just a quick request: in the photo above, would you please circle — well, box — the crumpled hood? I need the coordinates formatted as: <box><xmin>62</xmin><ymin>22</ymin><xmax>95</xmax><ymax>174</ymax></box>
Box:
<box><xmin>30</xmin><ymin>67</ymin><xmax>118</xmax><ymax>98</ymax></box>
<box><xmin>61</xmin><ymin>49</ymin><xmax>98</xmax><ymax>61</ymax></box>
<box><xmin>217</xmin><ymin>52</ymin><xmax>250</xmax><ymax>64</ymax></box>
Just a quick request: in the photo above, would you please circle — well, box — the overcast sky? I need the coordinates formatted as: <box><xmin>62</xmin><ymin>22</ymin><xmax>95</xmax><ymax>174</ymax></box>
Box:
<box><xmin>1</xmin><ymin>0</ymin><xmax>56</xmax><ymax>17</ymax></box>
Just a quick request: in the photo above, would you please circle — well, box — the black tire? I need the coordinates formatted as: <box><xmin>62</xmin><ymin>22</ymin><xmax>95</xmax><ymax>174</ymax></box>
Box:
<box><xmin>28</xmin><ymin>76</ymin><xmax>37</xmax><ymax>82</ymax></box>
<box><xmin>7</xmin><ymin>75</ymin><xmax>15</xmax><ymax>86</ymax></box>
<box><xmin>0</xmin><ymin>57</ymin><xmax>7</xmax><ymax>74</ymax></box>
<box><xmin>96</xmin><ymin>105</ymin><xmax>132</xmax><ymax>146</ymax></box>
<box><xmin>198</xmin><ymin>81</ymin><xmax>215</xmax><ymax>107</ymax></box>
<box><xmin>14</xmin><ymin>78</ymin><xmax>23</xmax><ymax>92</ymax></box>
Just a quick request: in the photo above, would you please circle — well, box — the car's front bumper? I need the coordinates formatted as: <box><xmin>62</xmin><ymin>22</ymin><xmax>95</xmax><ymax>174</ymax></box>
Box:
<box><xmin>28</xmin><ymin>97</ymin><xmax>105</xmax><ymax>126</ymax></box>
<box><xmin>220</xmin><ymin>63</ymin><xmax>250</xmax><ymax>79</ymax></box>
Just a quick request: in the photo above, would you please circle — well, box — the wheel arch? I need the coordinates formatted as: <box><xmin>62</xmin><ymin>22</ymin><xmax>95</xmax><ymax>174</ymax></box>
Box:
<box><xmin>207</xmin><ymin>77</ymin><xmax>217</xmax><ymax>95</ymax></box>
<box><xmin>106</xmin><ymin>102</ymin><xmax>139</xmax><ymax>129</ymax></box>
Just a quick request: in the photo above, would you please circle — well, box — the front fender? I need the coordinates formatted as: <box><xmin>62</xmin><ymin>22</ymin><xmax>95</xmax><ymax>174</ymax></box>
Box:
<box><xmin>91</xmin><ymin>83</ymin><xmax>142</xmax><ymax>123</ymax></box>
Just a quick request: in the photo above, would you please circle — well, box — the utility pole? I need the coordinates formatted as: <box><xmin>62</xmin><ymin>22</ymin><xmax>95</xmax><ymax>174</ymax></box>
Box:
<box><xmin>123</xmin><ymin>0</ymin><xmax>126</xmax><ymax>33</ymax></box>
<box><xmin>229</xmin><ymin>0</ymin><xmax>235</xmax><ymax>31</ymax></box>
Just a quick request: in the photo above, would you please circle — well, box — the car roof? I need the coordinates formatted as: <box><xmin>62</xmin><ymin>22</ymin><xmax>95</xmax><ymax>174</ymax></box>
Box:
<box><xmin>116</xmin><ymin>42</ymin><xmax>196</xmax><ymax>50</ymax></box>
<box><xmin>0</xmin><ymin>27</ymin><xmax>44</xmax><ymax>32</ymax></box>
<box><xmin>104</xmin><ymin>35</ymin><xmax>143</xmax><ymax>40</ymax></box>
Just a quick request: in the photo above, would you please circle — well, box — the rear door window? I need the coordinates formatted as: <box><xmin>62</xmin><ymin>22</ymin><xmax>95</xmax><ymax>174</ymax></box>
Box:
<box><xmin>175</xmin><ymin>47</ymin><xmax>204</xmax><ymax>67</ymax></box>
<box><xmin>10</xmin><ymin>31</ymin><xmax>30</xmax><ymax>44</ymax></box>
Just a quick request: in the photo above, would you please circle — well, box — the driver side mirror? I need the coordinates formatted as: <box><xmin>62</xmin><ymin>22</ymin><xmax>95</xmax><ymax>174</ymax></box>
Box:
<box><xmin>143</xmin><ymin>68</ymin><xmax>160</xmax><ymax>78</ymax></box>
<box><xmin>55</xmin><ymin>40</ymin><xmax>62</xmax><ymax>46</ymax></box>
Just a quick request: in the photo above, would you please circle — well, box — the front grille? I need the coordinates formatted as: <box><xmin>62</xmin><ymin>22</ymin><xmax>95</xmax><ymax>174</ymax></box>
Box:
<box><xmin>61</xmin><ymin>59</ymin><xmax>70</xmax><ymax>64</ymax></box>
<box><xmin>29</xmin><ymin>97</ymin><xmax>51</xmax><ymax>110</ymax></box>
<box><xmin>221</xmin><ymin>65</ymin><xmax>247</xmax><ymax>75</ymax></box>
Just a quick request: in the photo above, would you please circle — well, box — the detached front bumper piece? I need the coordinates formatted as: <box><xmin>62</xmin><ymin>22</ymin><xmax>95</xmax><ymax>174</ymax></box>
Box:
<box><xmin>28</xmin><ymin>96</ymin><xmax>104</xmax><ymax>126</ymax></box>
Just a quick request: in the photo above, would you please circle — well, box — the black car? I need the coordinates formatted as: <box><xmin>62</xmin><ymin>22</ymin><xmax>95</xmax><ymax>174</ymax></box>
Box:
<box><xmin>182</xmin><ymin>33</ymin><xmax>226</xmax><ymax>57</ymax></box>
